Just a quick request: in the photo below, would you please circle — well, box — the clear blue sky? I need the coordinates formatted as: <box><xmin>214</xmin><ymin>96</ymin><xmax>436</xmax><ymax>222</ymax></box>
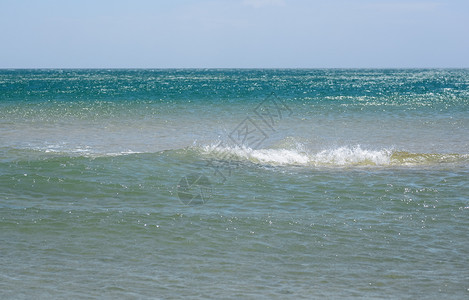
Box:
<box><xmin>1</xmin><ymin>0</ymin><xmax>468</xmax><ymax>68</ymax></box>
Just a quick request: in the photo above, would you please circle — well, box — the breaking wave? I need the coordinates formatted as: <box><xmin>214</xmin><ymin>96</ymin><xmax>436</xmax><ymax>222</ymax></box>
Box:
<box><xmin>200</xmin><ymin>144</ymin><xmax>469</xmax><ymax>167</ymax></box>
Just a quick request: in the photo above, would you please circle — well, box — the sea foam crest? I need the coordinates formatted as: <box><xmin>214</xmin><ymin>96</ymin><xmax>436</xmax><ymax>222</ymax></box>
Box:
<box><xmin>312</xmin><ymin>146</ymin><xmax>391</xmax><ymax>166</ymax></box>
<box><xmin>201</xmin><ymin>144</ymin><xmax>391</xmax><ymax>166</ymax></box>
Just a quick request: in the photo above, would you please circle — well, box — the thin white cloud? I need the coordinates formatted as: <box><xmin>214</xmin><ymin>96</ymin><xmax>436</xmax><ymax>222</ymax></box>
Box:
<box><xmin>242</xmin><ymin>0</ymin><xmax>285</xmax><ymax>8</ymax></box>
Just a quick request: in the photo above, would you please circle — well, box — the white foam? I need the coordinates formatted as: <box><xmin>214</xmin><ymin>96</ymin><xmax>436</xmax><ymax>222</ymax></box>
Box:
<box><xmin>311</xmin><ymin>146</ymin><xmax>391</xmax><ymax>166</ymax></box>
<box><xmin>201</xmin><ymin>143</ymin><xmax>392</xmax><ymax>166</ymax></box>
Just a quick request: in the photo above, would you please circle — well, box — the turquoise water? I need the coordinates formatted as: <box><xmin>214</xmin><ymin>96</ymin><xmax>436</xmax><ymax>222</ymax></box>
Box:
<box><xmin>1</xmin><ymin>69</ymin><xmax>469</xmax><ymax>299</ymax></box>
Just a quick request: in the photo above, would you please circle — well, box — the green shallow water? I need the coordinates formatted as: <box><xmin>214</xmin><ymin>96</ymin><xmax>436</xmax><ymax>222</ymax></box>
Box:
<box><xmin>1</xmin><ymin>69</ymin><xmax>469</xmax><ymax>299</ymax></box>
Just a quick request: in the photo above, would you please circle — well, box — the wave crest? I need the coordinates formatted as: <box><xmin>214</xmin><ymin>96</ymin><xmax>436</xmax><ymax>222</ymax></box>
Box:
<box><xmin>200</xmin><ymin>144</ymin><xmax>468</xmax><ymax>167</ymax></box>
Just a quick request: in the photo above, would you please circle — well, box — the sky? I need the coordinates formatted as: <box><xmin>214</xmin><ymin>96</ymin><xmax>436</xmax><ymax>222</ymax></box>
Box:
<box><xmin>0</xmin><ymin>0</ymin><xmax>468</xmax><ymax>68</ymax></box>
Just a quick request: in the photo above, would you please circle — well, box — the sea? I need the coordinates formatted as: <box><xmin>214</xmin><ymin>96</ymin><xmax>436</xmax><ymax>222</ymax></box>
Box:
<box><xmin>1</xmin><ymin>69</ymin><xmax>468</xmax><ymax>299</ymax></box>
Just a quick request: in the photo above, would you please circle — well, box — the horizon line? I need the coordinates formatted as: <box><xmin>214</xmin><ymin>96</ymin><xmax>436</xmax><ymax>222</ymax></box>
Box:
<box><xmin>1</xmin><ymin>67</ymin><xmax>469</xmax><ymax>70</ymax></box>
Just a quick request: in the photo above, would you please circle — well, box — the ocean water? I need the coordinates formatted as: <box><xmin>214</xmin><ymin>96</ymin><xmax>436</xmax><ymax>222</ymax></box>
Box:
<box><xmin>1</xmin><ymin>69</ymin><xmax>468</xmax><ymax>299</ymax></box>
